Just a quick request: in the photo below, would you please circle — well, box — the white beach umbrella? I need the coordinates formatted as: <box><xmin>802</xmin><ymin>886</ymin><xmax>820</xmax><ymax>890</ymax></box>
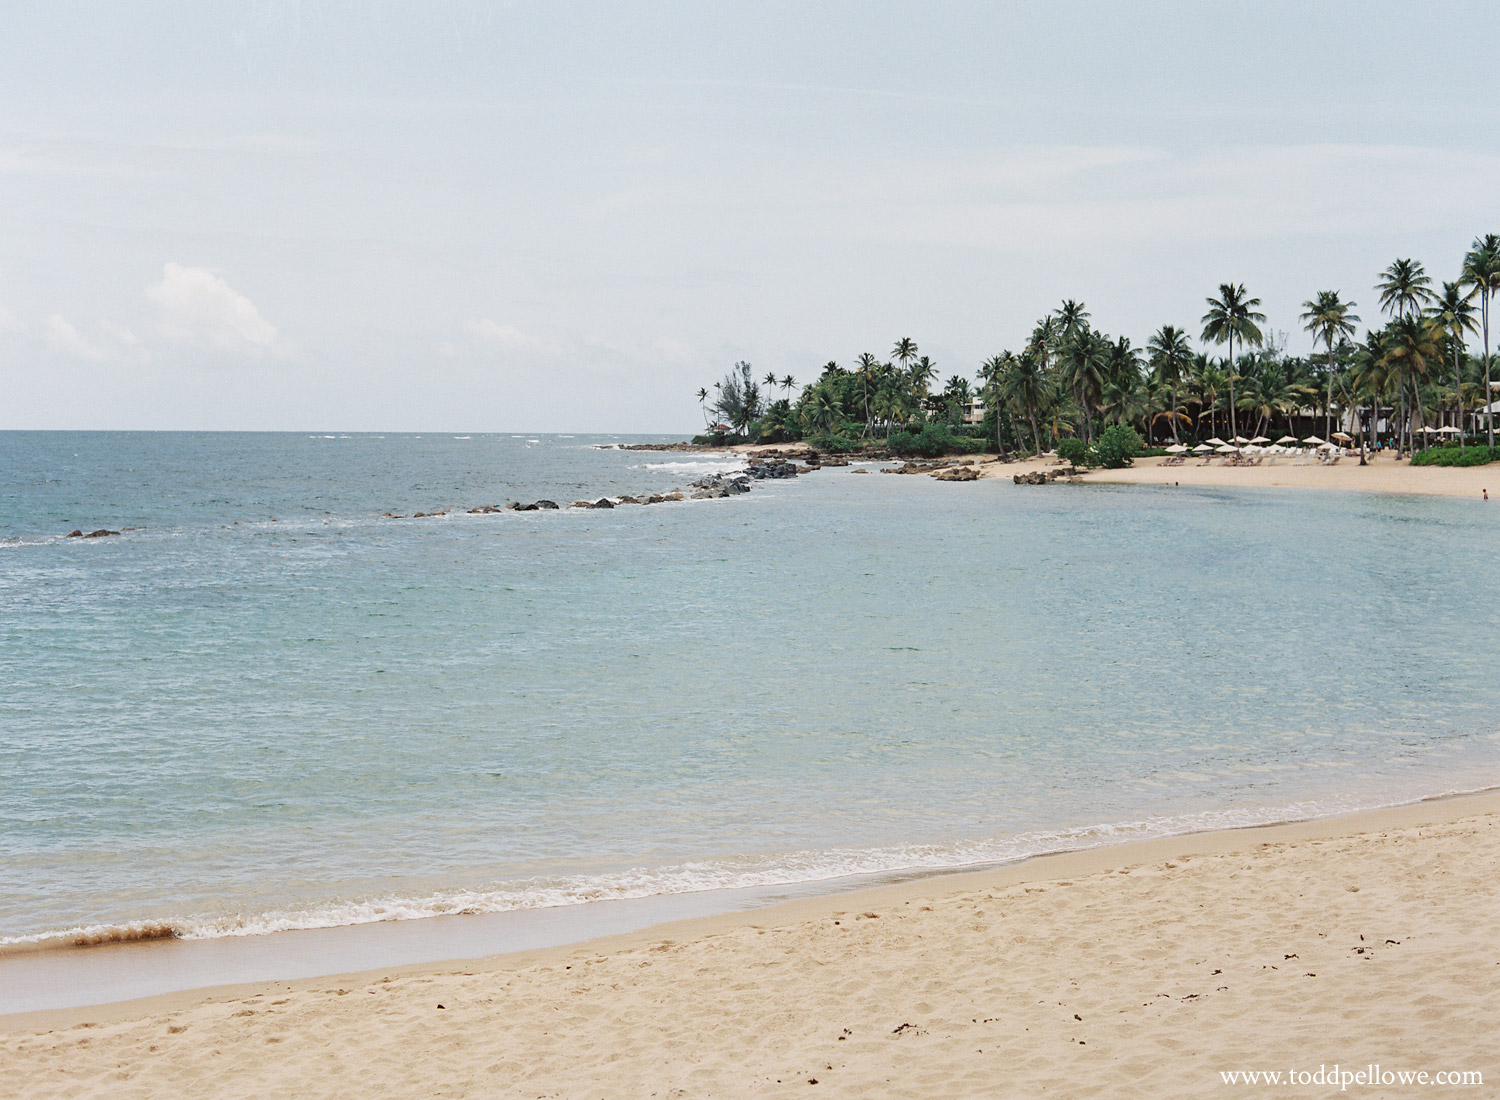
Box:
<box><xmin>1275</xmin><ymin>435</ymin><xmax>1297</xmax><ymax>444</ymax></box>
<box><xmin>1232</xmin><ymin>435</ymin><xmax>1250</xmax><ymax>444</ymax></box>
<box><xmin>1318</xmin><ymin>441</ymin><xmax>1337</xmax><ymax>450</ymax></box>
<box><xmin>1303</xmin><ymin>435</ymin><xmax>1327</xmax><ymax>446</ymax></box>
<box><xmin>1164</xmin><ymin>443</ymin><xmax>1188</xmax><ymax>453</ymax></box>
<box><xmin>1332</xmin><ymin>431</ymin><xmax>1354</xmax><ymax>441</ymax></box>
<box><xmin>1248</xmin><ymin>435</ymin><xmax>1271</xmax><ymax>444</ymax></box>
<box><xmin>1215</xmin><ymin>444</ymin><xmax>1237</xmax><ymax>453</ymax></box>
<box><xmin>1438</xmin><ymin>426</ymin><xmax>1463</xmax><ymax>434</ymax></box>
<box><xmin>1206</xmin><ymin>436</ymin><xmax>1228</xmax><ymax>447</ymax></box>
<box><xmin>1192</xmin><ymin>443</ymin><xmax>1212</xmax><ymax>452</ymax></box>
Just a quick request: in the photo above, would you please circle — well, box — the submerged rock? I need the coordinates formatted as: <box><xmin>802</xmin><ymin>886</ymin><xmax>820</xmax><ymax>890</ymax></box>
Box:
<box><xmin>535</xmin><ymin>500</ymin><xmax>559</xmax><ymax>510</ymax></box>
<box><xmin>70</xmin><ymin>528</ymin><xmax>120</xmax><ymax>538</ymax></box>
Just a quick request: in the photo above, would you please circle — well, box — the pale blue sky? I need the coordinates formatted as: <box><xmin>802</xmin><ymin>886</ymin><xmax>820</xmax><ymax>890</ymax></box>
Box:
<box><xmin>3</xmin><ymin>2</ymin><xmax>1498</xmax><ymax>430</ymax></box>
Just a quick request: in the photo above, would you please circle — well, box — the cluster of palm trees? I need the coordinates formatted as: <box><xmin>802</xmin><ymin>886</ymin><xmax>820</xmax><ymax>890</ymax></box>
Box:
<box><xmin>698</xmin><ymin>235</ymin><xmax>1500</xmax><ymax>456</ymax></box>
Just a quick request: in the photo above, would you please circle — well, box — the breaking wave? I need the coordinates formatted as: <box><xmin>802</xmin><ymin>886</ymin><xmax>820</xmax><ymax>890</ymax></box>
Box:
<box><xmin>0</xmin><ymin>790</ymin><xmax>1463</xmax><ymax>957</ymax></box>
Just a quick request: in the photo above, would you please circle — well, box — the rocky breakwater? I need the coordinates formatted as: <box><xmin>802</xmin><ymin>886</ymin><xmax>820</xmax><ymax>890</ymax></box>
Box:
<box><xmin>1012</xmin><ymin>466</ymin><xmax>1078</xmax><ymax>485</ymax></box>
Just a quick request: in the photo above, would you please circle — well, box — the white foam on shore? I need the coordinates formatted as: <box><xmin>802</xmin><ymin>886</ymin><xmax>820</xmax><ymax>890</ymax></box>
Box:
<box><xmin>2</xmin><ymin>789</ymin><xmax>1472</xmax><ymax>957</ymax></box>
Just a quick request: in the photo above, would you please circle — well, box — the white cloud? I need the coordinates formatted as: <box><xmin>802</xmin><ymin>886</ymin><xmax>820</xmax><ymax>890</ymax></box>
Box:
<box><xmin>0</xmin><ymin>307</ymin><xmax>23</xmax><ymax>335</ymax></box>
<box><xmin>42</xmin><ymin>314</ymin><xmax>147</xmax><ymax>363</ymax></box>
<box><xmin>147</xmin><ymin>262</ymin><xmax>277</xmax><ymax>351</ymax></box>
<box><xmin>464</xmin><ymin>319</ymin><xmax>560</xmax><ymax>354</ymax></box>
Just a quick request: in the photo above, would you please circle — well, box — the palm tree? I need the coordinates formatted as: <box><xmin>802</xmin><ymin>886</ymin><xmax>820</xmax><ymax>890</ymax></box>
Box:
<box><xmin>1000</xmin><ymin>350</ymin><xmax>1048</xmax><ymax>454</ymax></box>
<box><xmin>763</xmin><ymin>371</ymin><xmax>779</xmax><ymax>392</ymax></box>
<box><xmin>1377</xmin><ymin>258</ymin><xmax>1435</xmax><ymax>323</ymax></box>
<box><xmin>892</xmin><ymin>337</ymin><xmax>918</xmax><ymax>373</ymax></box>
<box><xmin>781</xmin><ymin>374</ymin><xmax>796</xmax><ymax>400</ymax></box>
<box><xmin>1147</xmin><ymin>325</ymin><xmax>1192</xmax><ymax>443</ymax></box>
<box><xmin>1429</xmin><ymin>283</ymin><xmax>1478</xmax><ymax>449</ymax></box>
<box><xmin>1352</xmin><ymin>331</ymin><xmax>1393</xmax><ymax>460</ymax></box>
<box><xmin>1201</xmin><ymin>283</ymin><xmax>1265</xmax><ymax>441</ymax></box>
<box><xmin>1300</xmin><ymin>291</ymin><xmax>1360</xmax><ymax>440</ymax></box>
<box><xmin>1462</xmin><ymin>235</ymin><xmax>1500</xmax><ymax>448</ymax></box>
<box><xmin>908</xmin><ymin>355</ymin><xmax>938</xmax><ymax>399</ymax></box>
<box><xmin>1060</xmin><ymin>329</ymin><xmax>1109</xmax><ymax>442</ymax></box>
<box><xmin>854</xmin><ymin>352</ymin><xmax>880</xmax><ymax>435</ymax></box>
<box><xmin>1381</xmin><ymin>317</ymin><xmax>1441</xmax><ymax>452</ymax></box>
<box><xmin>1056</xmin><ymin>300</ymin><xmax>1090</xmax><ymax>338</ymax></box>
<box><xmin>696</xmin><ymin>386</ymin><xmax>711</xmax><ymax>428</ymax></box>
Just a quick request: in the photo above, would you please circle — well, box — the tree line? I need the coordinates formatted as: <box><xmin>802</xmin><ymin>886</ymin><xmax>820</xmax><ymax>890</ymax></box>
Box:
<box><xmin>699</xmin><ymin>234</ymin><xmax>1500</xmax><ymax>459</ymax></box>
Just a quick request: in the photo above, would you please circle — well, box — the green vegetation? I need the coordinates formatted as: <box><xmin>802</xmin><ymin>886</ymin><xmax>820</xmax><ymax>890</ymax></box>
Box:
<box><xmin>695</xmin><ymin>234</ymin><xmax>1500</xmax><ymax>461</ymax></box>
<box><xmin>1094</xmin><ymin>425</ymin><xmax>1144</xmax><ymax>469</ymax></box>
<box><xmin>887</xmin><ymin>423</ymin><xmax>990</xmax><ymax>458</ymax></box>
<box><xmin>1055</xmin><ymin>438</ymin><xmax>1092</xmax><ymax>467</ymax></box>
<box><xmin>1410</xmin><ymin>445</ymin><xmax>1498</xmax><ymax>467</ymax></box>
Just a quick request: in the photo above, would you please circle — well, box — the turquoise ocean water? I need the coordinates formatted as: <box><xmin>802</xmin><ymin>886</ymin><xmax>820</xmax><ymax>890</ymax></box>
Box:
<box><xmin>2</xmin><ymin>431</ymin><xmax>1499</xmax><ymax>951</ymax></box>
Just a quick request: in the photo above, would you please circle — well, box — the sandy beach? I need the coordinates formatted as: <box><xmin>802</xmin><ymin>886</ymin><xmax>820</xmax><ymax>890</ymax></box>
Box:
<box><xmin>985</xmin><ymin>450</ymin><xmax>1498</xmax><ymax>500</ymax></box>
<box><xmin>4</xmin><ymin>792</ymin><xmax>1496</xmax><ymax>1098</ymax></box>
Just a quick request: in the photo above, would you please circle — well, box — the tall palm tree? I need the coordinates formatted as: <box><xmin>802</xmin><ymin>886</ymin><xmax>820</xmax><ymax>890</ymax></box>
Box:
<box><xmin>1201</xmin><ymin>283</ymin><xmax>1265</xmax><ymax>440</ymax></box>
<box><xmin>1377</xmin><ymin>258</ymin><xmax>1435</xmax><ymax>323</ymax></box>
<box><xmin>1381</xmin><ymin>317</ymin><xmax>1441</xmax><ymax>451</ymax></box>
<box><xmin>908</xmin><ymin>355</ymin><xmax>938</xmax><ymax>399</ymax></box>
<box><xmin>696</xmin><ymin>386</ymin><xmax>711</xmax><ymax>428</ymax></box>
<box><xmin>1429</xmin><ymin>283</ymin><xmax>1478</xmax><ymax>449</ymax></box>
<box><xmin>1056</xmin><ymin>300</ymin><xmax>1090</xmax><ymax>338</ymax></box>
<box><xmin>1061</xmin><ymin>329</ymin><xmax>1110</xmax><ymax>442</ymax></box>
<box><xmin>781</xmin><ymin>374</ymin><xmax>796</xmax><ymax>400</ymax></box>
<box><xmin>891</xmin><ymin>337</ymin><xmax>918</xmax><ymax>373</ymax></box>
<box><xmin>1147</xmin><ymin>325</ymin><xmax>1192</xmax><ymax>443</ymax></box>
<box><xmin>1300</xmin><ymin>291</ymin><xmax>1360</xmax><ymax>440</ymax></box>
<box><xmin>854</xmin><ymin>352</ymin><xmax>880</xmax><ymax>435</ymax></box>
<box><xmin>1462</xmin><ymin>235</ymin><xmax>1500</xmax><ymax>448</ymax></box>
<box><xmin>1352</xmin><ymin>330</ymin><xmax>1393</xmax><ymax>461</ymax></box>
<box><xmin>1000</xmin><ymin>349</ymin><xmax>1048</xmax><ymax>454</ymax></box>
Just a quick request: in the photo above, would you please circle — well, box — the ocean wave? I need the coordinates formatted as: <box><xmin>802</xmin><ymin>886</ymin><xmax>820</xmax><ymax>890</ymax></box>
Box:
<box><xmin>638</xmin><ymin>459</ymin><xmax>745</xmax><ymax>475</ymax></box>
<box><xmin>0</xmin><ymin>790</ymin><xmax>1466</xmax><ymax>956</ymax></box>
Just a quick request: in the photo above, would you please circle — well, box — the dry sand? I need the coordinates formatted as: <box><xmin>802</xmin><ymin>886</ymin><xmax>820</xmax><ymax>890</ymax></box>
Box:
<box><xmin>4</xmin><ymin>792</ymin><xmax>1497</xmax><ymax>1098</ymax></box>
<box><xmin>981</xmin><ymin>450</ymin><xmax>1498</xmax><ymax>500</ymax></box>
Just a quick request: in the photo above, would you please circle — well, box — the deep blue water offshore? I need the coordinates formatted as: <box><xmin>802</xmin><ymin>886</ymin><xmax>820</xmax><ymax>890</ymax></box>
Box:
<box><xmin>2</xmin><ymin>431</ymin><xmax>1499</xmax><ymax>949</ymax></box>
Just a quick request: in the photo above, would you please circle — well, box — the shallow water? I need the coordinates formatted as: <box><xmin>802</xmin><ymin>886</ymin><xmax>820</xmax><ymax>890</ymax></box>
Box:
<box><xmin>2</xmin><ymin>432</ymin><xmax>1498</xmax><ymax>952</ymax></box>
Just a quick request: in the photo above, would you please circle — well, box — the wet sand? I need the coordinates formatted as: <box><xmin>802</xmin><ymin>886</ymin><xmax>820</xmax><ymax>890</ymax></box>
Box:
<box><xmin>4</xmin><ymin>791</ymin><xmax>1497</xmax><ymax>1098</ymax></box>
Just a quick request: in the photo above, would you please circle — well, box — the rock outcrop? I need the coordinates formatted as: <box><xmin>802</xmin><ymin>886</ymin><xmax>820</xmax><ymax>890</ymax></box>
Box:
<box><xmin>932</xmin><ymin>465</ymin><xmax>981</xmax><ymax>481</ymax></box>
<box><xmin>1012</xmin><ymin>467</ymin><xmax>1078</xmax><ymax>485</ymax></box>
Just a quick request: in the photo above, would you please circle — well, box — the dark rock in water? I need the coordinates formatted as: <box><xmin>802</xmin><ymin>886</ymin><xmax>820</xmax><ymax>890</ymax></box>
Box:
<box><xmin>512</xmin><ymin>502</ymin><xmax>539</xmax><ymax>511</ymax></box>
<box><xmin>748</xmin><ymin>459</ymin><xmax>798</xmax><ymax>479</ymax></box>
<box><xmin>664</xmin><ymin>490</ymin><xmax>685</xmax><ymax>501</ymax></box>
<box><xmin>571</xmin><ymin>500</ymin><xmax>594</xmax><ymax>509</ymax></box>
<box><xmin>67</xmin><ymin>529</ymin><xmax>84</xmax><ymax>538</ymax></box>
<box><xmin>506</xmin><ymin>502</ymin><xmax>524</xmax><ymax>511</ymax></box>
<box><xmin>468</xmin><ymin>504</ymin><xmax>503</xmax><ymax>514</ymax></box>
<box><xmin>691</xmin><ymin>487</ymin><xmax>730</xmax><ymax>499</ymax></box>
<box><xmin>616</xmin><ymin>495</ymin><xmax>642</xmax><ymax>505</ymax></box>
<box><xmin>535</xmin><ymin>500</ymin><xmax>559</xmax><ymax>510</ymax></box>
<box><xmin>81</xmin><ymin>529</ymin><xmax>120</xmax><ymax>538</ymax></box>
<box><xmin>1012</xmin><ymin>466</ymin><xmax>1077</xmax><ymax>485</ymax></box>
<box><xmin>690</xmin><ymin>471</ymin><xmax>753</xmax><ymax>495</ymax></box>
<box><xmin>644</xmin><ymin>494</ymin><xmax>667</xmax><ymax>504</ymax></box>
<box><xmin>819</xmin><ymin>456</ymin><xmax>850</xmax><ymax>467</ymax></box>
<box><xmin>593</xmin><ymin>498</ymin><xmax>615</xmax><ymax>509</ymax></box>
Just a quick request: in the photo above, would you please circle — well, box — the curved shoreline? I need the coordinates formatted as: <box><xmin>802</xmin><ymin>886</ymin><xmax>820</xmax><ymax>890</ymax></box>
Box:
<box><xmin>4</xmin><ymin>786</ymin><xmax>1496</xmax><ymax>1031</ymax></box>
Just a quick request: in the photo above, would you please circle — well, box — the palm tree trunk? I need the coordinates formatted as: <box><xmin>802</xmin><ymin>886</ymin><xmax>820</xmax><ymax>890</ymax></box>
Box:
<box><xmin>1170</xmin><ymin>384</ymin><xmax>1180</xmax><ymax>443</ymax></box>
<box><xmin>1486</xmin><ymin>292</ymin><xmax>1494</xmax><ymax>450</ymax></box>
<box><xmin>1456</xmin><ymin>345</ymin><xmax>1465</xmax><ymax>452</ymax></box>
<box><xmin>1029</xmin><ymin>411</ymin><xmax>1041</xmax><ymax>456</ymax></box>
<box><xmin>1227</xmin><ymin>336</ymin><xmax>1238</xmax><ymax>440</ymax></box>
